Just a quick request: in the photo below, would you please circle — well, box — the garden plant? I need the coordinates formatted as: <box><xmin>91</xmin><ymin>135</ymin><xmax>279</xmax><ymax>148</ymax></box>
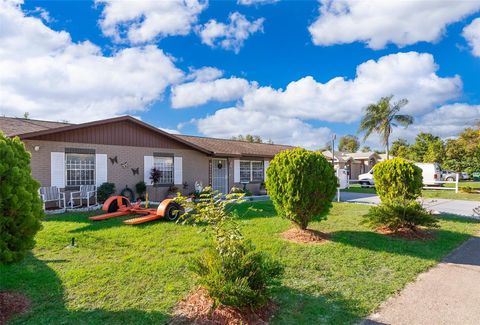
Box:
<box><xmin>265</xmin><ymin>148</ymin><xmax>337</xmax><ymax>230</ymax></box>
<box><xmin>0</xmin><ymin>133</ymin><xmax>44</xmax><ymax>263</ymax></box>
<box><xmin>363</xmin><ymin>158</ymin><xmax>438</xmax><ymax>233</ymax></box>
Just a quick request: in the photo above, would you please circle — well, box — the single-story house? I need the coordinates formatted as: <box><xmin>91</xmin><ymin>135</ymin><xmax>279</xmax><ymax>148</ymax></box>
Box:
<box><xmin>322</xmin><ymin>150</ymin><xmax>380</xmax><ymax>179</ymax></box>
<box><xmin>0</xmin><ymin>116</ymin><xmax>293</xmax><ymax>202</ymax></box>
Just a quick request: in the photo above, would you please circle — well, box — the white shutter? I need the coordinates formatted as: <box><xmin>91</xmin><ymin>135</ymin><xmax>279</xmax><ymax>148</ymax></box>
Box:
<box><xmin>51</xmin><ymin>152</ymin><xmax>65</xmax><ymax>188</ymax></box>
<box><xmin>144</xmin><ymin>156</ymin><xmax>154</xmax><ymax>184</ymax></box>
<box><xmin>174</xmin><ymin>157</ymin><xmax>183</xmax><ymax>185</ymax></box>
<box><xmin>264</xmin><ymin>160</ymin><xmax>270</xmax><ymax>181</ymax></box>
<box><xmin>95</xmin><ymin>154</ymin><xmax>108</xmax><ymax>186</ymax></box>
<box><xmin>234</xmin><ymin>159</ymin><xmax>240</xmax><ymax>183</ymax></box>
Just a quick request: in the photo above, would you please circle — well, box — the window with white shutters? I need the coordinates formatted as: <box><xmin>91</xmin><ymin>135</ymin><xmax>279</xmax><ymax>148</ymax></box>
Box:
<box><xmin>239</xmin><ymin>160</ymin><xmax>264</xmax><ymax>182</ymax></box>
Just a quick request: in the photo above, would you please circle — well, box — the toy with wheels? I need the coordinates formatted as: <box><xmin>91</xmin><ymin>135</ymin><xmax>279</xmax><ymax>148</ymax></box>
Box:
<box><xmin>89</xmin><ymin>196</ymin><xmax>183</xmax><ymax>225</ymax></box>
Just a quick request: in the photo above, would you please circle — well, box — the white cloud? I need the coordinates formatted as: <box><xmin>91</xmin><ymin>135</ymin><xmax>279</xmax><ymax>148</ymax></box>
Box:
<box><xmin>197</xmin><ymin>108</ymin><xmax>332</xmax><ymax>149</ymax></box>
<box><xmin>96</xmin><ymin>0</ymin><xmax>207</xmax><ymax>44</ymax></box>
<box><xmin>0</xmin><ymin>0</ymin><xmax>183</xmax><ymax>123</ymax></box>
<box><xmin>309</xmin><ymin>0</ymin><xmax>480</xmax><ymax>49</ymax></box>
<box><xmin>237</xmin><ymin>0</ymin><xmax>279</xmax><ymax>6</ymax></box>
<box><xmin>241</xmin><ymin>52</ymin><xmax>461</xmax><ymax>122</ymax></box>
<box><xmin>185</xmin><ymin>66</ymin><xmax>224</xmax><ymax>82</ymax></box>
<box><xmin>159</xmin><ymin>127</ymin><xmax>181</xmax><ymax>135</ymax></box>
<box><xmin>171</xmin><ymin>77</ymin><xmax>256</xmax><ymax>108</ymax></box>
<box><xmin>463</xmin><ymin>17</ymin><xmax>480</xmax><ymax>57</ymax></box>
<box><xmin>195</xmin><ymin>52</ymin><xmax>463</xmax><ymax>149</ymax></box>
<box><xmin>391</xmin><ymin>103</ymin><xmax>480</xmax><ymax>142</ymax></box>
<box><xmin>198</xmin><ymin>12</ymin><xmax>264</xmax><ymax>53</ymax></box>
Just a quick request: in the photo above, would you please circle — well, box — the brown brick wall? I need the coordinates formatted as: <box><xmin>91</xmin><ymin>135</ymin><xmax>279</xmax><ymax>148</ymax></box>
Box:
<box><xmin>25</xmin><ymin>140</ymin><xmax>210</xmax><ymax>201</ymax></box>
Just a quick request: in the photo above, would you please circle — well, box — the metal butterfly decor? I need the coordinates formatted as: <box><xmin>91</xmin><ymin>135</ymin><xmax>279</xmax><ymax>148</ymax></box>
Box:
<box><xmin>109</xmin><ymin>156</ymin><xmax>118</xmax><ymax>165</ymax></box>
<box><xmin>121</xmin><ymin>161</ymin><xmax>129</xmax><ymax>169</ymax></box>
<box><xmin>131</xmin><ymin>167</ymin><xmax>139</xmax><ymax>175</ymax></box>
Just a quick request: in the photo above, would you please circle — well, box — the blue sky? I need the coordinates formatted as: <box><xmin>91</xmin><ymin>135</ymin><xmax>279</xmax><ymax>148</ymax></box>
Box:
<box><xmin>2</xmin><ymin>0</ymin><xmax>480</xmax><ymax>149</ymax></box>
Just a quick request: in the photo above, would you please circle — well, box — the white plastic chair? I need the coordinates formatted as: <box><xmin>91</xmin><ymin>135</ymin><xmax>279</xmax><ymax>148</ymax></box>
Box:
<box><xmin>39</xmin><ymin>186</ymin><xmax>66</xmax><ymax>210</ymax></box>
<box><xmin>70</xmin><ymin>185</ymin><xmax>97</xmax><ymax>208</ymax></box>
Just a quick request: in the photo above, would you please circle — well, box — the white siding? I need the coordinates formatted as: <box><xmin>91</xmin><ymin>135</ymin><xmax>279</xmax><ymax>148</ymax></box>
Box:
<box><xmin>264</xmin><ymin>160</ymin><xmax>270</xmax><ymax>181</ymax></box>
<box><xmin>51</xmin><ymin>152</ymin><xmax>65</xmax><ymax>188</ymax></box>
<box><xmin>95</xmin><ymin>154</ymin><xmax>108</xmax><ymax>186</ymax></box>
<box><xmin>233</xmin><ymin>159</ymin><xmax>240</xmax><ymax>183</ymax></box>
<box><xmin>144</xmin><ymin>156</ymin><xmax>154</xmax><ymax>184</ymax></box>
<box><xmin>174</xmin><ymin>157</ymin><xmax>183</xmax><ymax>185</ymax></box>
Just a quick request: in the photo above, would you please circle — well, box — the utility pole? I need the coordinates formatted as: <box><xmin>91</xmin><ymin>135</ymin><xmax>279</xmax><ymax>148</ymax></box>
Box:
<box><xmin>331</xmin><ymin>134</ymin><xmax>336</xmax><ymax>166</ymax></box>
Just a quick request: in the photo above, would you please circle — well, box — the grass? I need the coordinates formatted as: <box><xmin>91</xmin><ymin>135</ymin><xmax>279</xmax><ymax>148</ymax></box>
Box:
<box><xmin>1</xmin><ymin>201</ymin><xmax>479</xmax><ymax>324</ymax></box>
<box><xmin>342</xmin><ymin>182</ymin><xmax>480</xmax><ymax>201</ymax></box>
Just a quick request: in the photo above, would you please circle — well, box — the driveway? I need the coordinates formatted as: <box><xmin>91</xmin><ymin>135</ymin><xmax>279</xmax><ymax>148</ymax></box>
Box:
<box><xmin>339</xmin><ymin>192</ymin><xmax>480</xmax><ymax>219</ymax></box>
<box><xmin>362</xmin><ymin>235</ymin><xmax>480</xmax><ymax>325</ymax></box>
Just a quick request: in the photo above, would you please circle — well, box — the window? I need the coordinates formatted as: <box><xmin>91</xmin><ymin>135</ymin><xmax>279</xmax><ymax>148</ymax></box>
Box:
<box><xmin>239</xmin><ymin>160</ymin><xmax>264</xmax><ymax>182</ymax></box>
<box><xmin>153</xmin><ymin>156</ymin><xmax>174</xmax><ymax>184</ymax></box>
<box><xmin>65</xmin><ymin>151</ymin><xmax>95</xmax><ymax>186</ymax></box>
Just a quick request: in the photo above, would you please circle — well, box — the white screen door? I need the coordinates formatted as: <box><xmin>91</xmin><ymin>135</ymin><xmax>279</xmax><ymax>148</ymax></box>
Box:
<box><xmin>212</xmin><ymin>159</ymin><xmax>228</xmax><ymax>194</ymax></box>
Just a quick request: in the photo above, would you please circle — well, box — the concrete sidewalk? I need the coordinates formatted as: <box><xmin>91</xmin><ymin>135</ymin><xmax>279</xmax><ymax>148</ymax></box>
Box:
<box><xmin>362</xmin><ymin>235</ymin><xmax>480</xmax><ymax>325</ymax></box>
<box><xmin>339</xmin><ymin>192</ymin><xmax>480</xmax><ymax>219</ymax></box>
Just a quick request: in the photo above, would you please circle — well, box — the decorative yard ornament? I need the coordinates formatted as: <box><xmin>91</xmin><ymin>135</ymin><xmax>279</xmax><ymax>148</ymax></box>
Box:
<box><xmin>121</xmin><ymin>161</ymin><xmax>128</xmax><ymax>169</ymax></box>
<box><xmin>195</xmin><ymin>181</ymin><xmax>203</xmax><ymax>192</ymax></box>
<box><xmin>109</xmin><ymin>156</ymin><xmax>118</xmax><ymax>165</ymax></box>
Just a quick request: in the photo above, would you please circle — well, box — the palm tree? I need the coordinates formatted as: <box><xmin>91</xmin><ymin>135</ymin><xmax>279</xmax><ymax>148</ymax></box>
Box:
<box><xmin>358</xmin><ymin>96</ymin><xmax>413</xmax><ymax>159</ymax></box>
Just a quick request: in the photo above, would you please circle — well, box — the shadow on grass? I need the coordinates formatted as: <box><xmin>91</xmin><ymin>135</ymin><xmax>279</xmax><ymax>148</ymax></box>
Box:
<box><xmin>0</xmin><ymin>255</ymin><xmax>170</xmax><ymax>325</ymax></box>
<box><xmin>330</xmin><ymin>216</ymin><xmax>478</xmax><ymax>260</ymax></box>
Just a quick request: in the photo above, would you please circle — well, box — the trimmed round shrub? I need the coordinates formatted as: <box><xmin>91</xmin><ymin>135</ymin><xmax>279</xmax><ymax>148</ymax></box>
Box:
<box><xmin>266</xmin><ymin>148</ymin><xmax>337</xmax><ymax>230</ymax></box>
<box><xmin>97</xmin><ymin>182</ymin><xmax>115</xmax><ymax>203</ymax></box>
<box><xmin>0</xmin><ymin>133</ymin><xmax>44</xmax><ymax>263</ymax></box>
<box><xmin>373</xmin><ymin>158</ymin><xmax>423</xmax><ymax>203</ymax></box>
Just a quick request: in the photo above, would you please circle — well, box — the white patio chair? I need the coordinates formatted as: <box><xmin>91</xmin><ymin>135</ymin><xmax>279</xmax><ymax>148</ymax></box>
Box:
<box><xmin>39</xmin><ymin>186</ymin><xmax>66</xmax><ymax>210</ymax></box>
<box><xmin>70</xmin><ymin>185</ymin><xmax>97</xmax><ymax>208</ymax></box>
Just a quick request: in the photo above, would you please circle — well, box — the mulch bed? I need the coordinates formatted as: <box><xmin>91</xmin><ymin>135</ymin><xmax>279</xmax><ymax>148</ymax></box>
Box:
<box><xmin>281</xmin><ymin>228</ymin><xmax>329</xmax><ymax>244</ymax></box>
<box><xmin>376</xmin><ymin>227</ymin><xmax>435</xmax><ymax>240</ymax></box>
<box><xmin>0</xmin><ymin>291</ymin><xmax>30</xmax><ymax>325</ymax></box>
<box><xmin>169</xmin><ymin>288</ymin><xmax>277</xmax><ymax>325</ymax></box>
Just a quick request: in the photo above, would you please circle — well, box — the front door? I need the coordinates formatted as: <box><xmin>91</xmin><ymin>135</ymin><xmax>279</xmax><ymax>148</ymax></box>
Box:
<box><xmin>212</xmin><ymin>158</ymin><xmax>228</xmax><ymax>194</ymax></box>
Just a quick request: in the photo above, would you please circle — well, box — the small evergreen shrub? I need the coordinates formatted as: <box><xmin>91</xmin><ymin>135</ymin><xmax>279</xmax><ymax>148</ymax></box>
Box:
<box><xmin>135</xmin><ymin>181</ymin><xmax>147</xmax><ymax>199</ymax></box>
<box><xmin>373</xmin><ymin>158</ymin><xmax>423</xmax><ymax>204</ymax></box>
<box><xmin>0</xmin><ymin>133</ymin><xmax>43</xmax><ymax>263</ymax></box>
<box><xmin>266</xmin><ymin>148</ymin><xmax>337</xmax><ymax>230</ymax></box>
<box><xmin>175</xmin><ymin>190</ymin><xmax>282</xmax><ymax>308</ymax></box>
<box><xmin>363</xmin><ymin>201</ymin><xmax>438</xmax><ymax>231</ymax></box>
<box><xmin>97</xmin><ymin>182</ymin><xmax>115</xmax><ymax>203</ymax></box>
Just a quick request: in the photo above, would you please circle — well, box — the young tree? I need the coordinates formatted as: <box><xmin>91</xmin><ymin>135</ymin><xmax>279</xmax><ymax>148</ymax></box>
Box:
<box><xmin>266</xmin><ymin>148</ymin><xmax>337</xmax><ymax>230</ymax></box>
<box><xmin>0</xmin><ymin>133</ymin><xmax>44</xmax><ymax>263</ymax></box>
<box><xmin>361</xmin><ymin>145</ymin><xmax>372</xmax><ymax>152</ymax></box>
<box><xmin>338</xmin><ymin>135</ymin><xmax>360</xmax><ymax>152</ymax></box>
<box><xmin>358</xmin><ymin>96</ymin><xmax>413</xmax><ymax>159</ymax></box>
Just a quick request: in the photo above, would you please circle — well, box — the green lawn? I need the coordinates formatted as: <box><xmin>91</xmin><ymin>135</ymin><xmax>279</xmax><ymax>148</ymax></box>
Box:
<box><xmin>1</xmin><ymin>202</ymin><xmax>479</xmax><ymax>324</ymax></box>
<box><xmin>342</xmin><ymin>182</ymin><xmax>480</xmax><ymax>201</ymax></box>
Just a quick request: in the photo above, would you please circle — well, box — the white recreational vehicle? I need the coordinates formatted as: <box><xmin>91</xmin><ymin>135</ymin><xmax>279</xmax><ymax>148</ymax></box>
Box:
<box><xmin>358</xmin><ymin>162</ymin><xmax>443</xmax><ymax>186</ymax></box>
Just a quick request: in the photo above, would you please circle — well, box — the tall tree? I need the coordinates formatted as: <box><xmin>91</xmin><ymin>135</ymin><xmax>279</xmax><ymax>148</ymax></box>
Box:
<box><xmin>443</xmin><ymin>124</ymin><xmax>480</xmax><ymax>174</ymax></box>
<box><xmin>390</xmin><ymin>138</ymin><xmax>411</xmax><ymax>159</ymax></box>
<box><xmin>231</xmin><ymin>134</ymin><xmax>264</xmax><ymax>143</ymax></box>
<box><xmin>358</xmin><ymin>96</ymin><xmax>413</xmax><ymax>159</ymax></box>
<box><xmin>360</xmin><ymin>145</ymin><xmax>372</xmax><ymax>152</ymax></box>
<box><xmin>338</xmin><ymin>135</ymin><xmax>360</xmax><ymax>152</ymax></box>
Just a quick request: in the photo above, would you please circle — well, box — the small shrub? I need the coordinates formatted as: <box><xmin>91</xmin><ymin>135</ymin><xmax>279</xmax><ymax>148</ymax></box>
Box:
<box><xmin>175</xmin><ymin>190</ymin><xmax>282</xmax><ymax>308</ymax></box>
<box><xmin>97</xmin><ymin>182</ymin><xmax>115</xmax><ymax>203</ymax></box>
<box><xmin>135</xmin><ymin>181</ymin><xmax>146</xmax><ymax>199</ymax></box>
<box><xmin>230</xmin><ymin>186</ymin><xmax>244</xmax><ymax>194</ymax></box>
<box><xmin>363</xmin><ymin>201</ymin><xmax>438</xmax><ymax>231</ymax></box>
<box><xmin>0</xmin><ymin>133</ymin><xmax>43</xmax><ymax>263</ymax></box>
<box><xmin>266</xmin><ymin>148</ymin><xmax>337</xmax><ymax>230</ymax></box>
<box><xmin>460</xmin><ymin>186</ymin><xmax>476</xmax><ymax>193</ymax></box>
<box><xmin>373</xmin><ymin>158</ymin><xmax>423</xmax><ymax>204</ymax></box>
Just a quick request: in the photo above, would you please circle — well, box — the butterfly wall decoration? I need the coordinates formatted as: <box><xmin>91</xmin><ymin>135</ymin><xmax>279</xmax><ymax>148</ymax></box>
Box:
<box><xmin>131</xmin><ymin>167</ymin><xmax>139</xmax><ymax>175</ymax></box>
<box><xmin>109</xmin><ymin>156</ymin><xmax>118</xmax><ymax>165</ymax></box>
<box><xmin>121</xmin><ymin>161</ymin><xmax>129</xmax><ymax>169</ymax></box>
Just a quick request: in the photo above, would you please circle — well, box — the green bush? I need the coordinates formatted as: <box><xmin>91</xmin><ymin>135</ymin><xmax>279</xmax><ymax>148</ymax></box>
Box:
<box><xmin>0</xmin><ymin>133</ymin><xmax>43</xmax><ymax>263</ymax></box>
<box><xmin>135</xmin><ymin>181</ymin><xmax>146</xmax><ymax>199</ymax></box>
<box><xmin>266</xmin><ymin>148</ymin><xmax>337</xmax><ymax>230</ymax></box>
<box><xmin>97</xmin><ymin>182</ymin><xmax>115</xmax><ymax>203</ymax></box>
<box><xmin>373</xmin><ymin>158</ymin><xmax>423</xmax><ymax>204</ymax></box>
<box><xmin>175</xmin><ymin>189</ymin><xmax>282</xmax><ymax>308</ymax></box>
<box><xmin>363</xmin><ymin>201</ymin><xmax>438</xmax><ymax>231</ymax></box>
<box><xmin>190</xmin><ymin>242</ymin><xmax>283</xmax><ymax>307</ymax></box>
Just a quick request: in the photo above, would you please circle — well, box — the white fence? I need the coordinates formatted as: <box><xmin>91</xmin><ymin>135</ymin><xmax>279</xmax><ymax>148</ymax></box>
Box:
<box><xmin>422</xmin><ymin>173</ymin><xmax>459</xmax><ymax>193</ymax></box>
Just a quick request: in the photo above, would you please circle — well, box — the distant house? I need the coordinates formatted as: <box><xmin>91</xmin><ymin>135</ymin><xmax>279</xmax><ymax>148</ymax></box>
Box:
<box><xmin>0</xmin><ymin>116</ymin><xmax>293</xmax><ymax>200</ymax></box>
<box><xmin>322</xmin><ymin>150</ymin><xmax>380</xmax><ymax>179</ymax></box>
